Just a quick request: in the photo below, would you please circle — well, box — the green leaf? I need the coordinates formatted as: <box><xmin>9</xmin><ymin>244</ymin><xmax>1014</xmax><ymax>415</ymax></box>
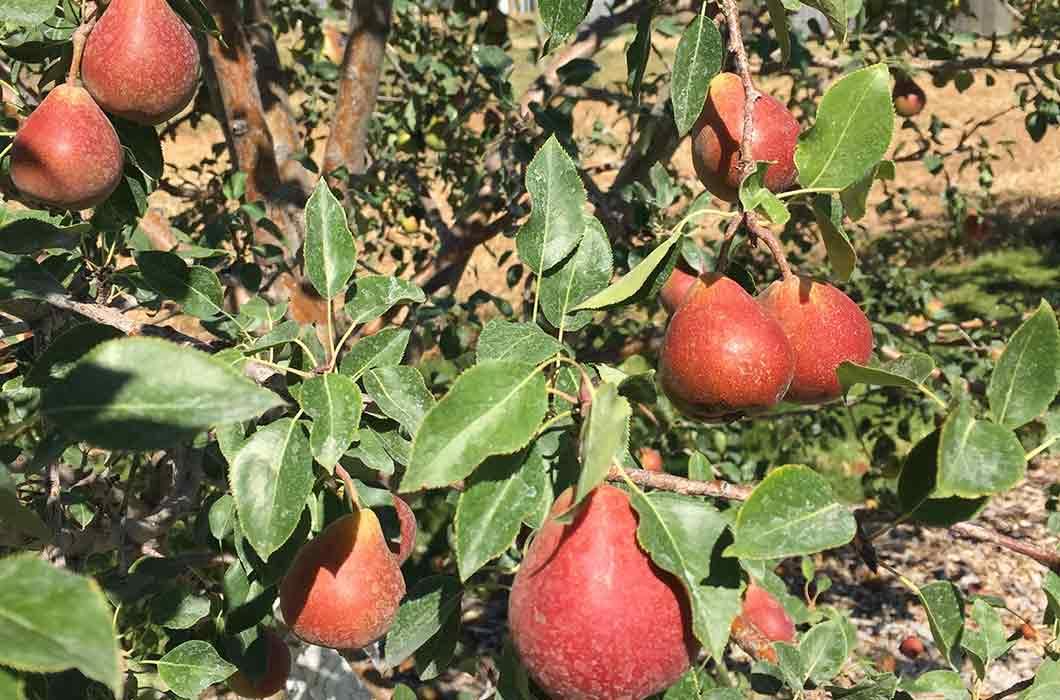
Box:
<box><xmin>0</xmin><ymin>555</ymin><xmax>121</xmax><ymax>694</ymax></box>
<box><xmin>539</xmin><ymin>214</ymin><xmax>613</xmax><ymax>333</ymax></box>
<box><xmin>339</xmin><ymin>328</ymin><xmax>410</xmax><ymax>380</ymax></box>
<box><xmin>0</xmin><ymin>252</ymin><xmax>65</xmax><ymax>301</ymax></box>
<box><xmin>300</xmin><ymin>374</ymin><xmax>362</xmax><ymax>471</ymax></box>
<box><xmin>477</xmin><ymin>319</ymin><xmax>564</xmax><ymax>364</ymax></box>
<box><xmin>538</xmin><ymin>0</ymin><xmax>589</xmax><ymax>44</ymax></box>
<box><xmin>898</xmin><ymin>431</ymin><xmax>987</xmax><ymax>526</ymax></box>
<box><xmin>572</xmin><ymin>382</ymin><xmax>630</xmax><ymax>507</ymax></box>
<box><xmin>231</xmin><ymin>418</ymin><xmax>314</xmax><ymax>558</ymax></box>
<box><xmin>765</xmin><ymin>0</ymin><xmax>792</xmax><ymax>65</ymax></box>
<box><xmin>248</xmin><ymin>320</ymin><xmax>301</xmax><ymax>352</ymax></box>
<box><xmin>726</xmin><ymin>465</ymin><xmax>857</xmax><ymax>559</ymax></box>
<box><xmin>0</xmin><ymin>209</ymin><xmax>86</xmax><ymax>254</ymax></box>
<box><xmin>304</xmin><ymin>179</ymin><xmax>357</xmax><ymax>299</ymax></box>
<box><xmin>348</xmin><ymin>428</ymin><xmax>395</xmax><ymax>475</ymax></box>
<box><xmin>961</xmin><ymin>598</ymin><xmax>1011</xmax><ymax>677</ymax></box>
<box><xmin>773</xmin><ymin>644</ymin><xmax>806</xmax><ymax>693</ymax></box>
<box><xmin>812</xmin><ymin>194</ymin><xmax>856</xmax><ymax>281</ymax></box>
<box><xmin>740</xmin><ymin>163</ymin><xmax>792</xmax><ymax>226</ymax></box>
<box><xmin>919</xmin><ymin>581</ymin><xmax>964</xmax><ymax>668</ymax></box>
<box><xmin>670</xmin><ymin>12</ymin><xmax>723</xmax><ymax>136</ymax></box>
<box><xmin>208</xmin><ymin>494</ymin><xmax>236</xmax><ymax>541</ymax></box>
<box><xmin>837</xmin><ymin>353</ymin><xmax>936</xmax><ymax>392</ymax></box>
<box><xmin>156</xmin><ymin>640</ymin><xmax>237</xmax><ymax>700</ymax></box>
<box><xmin>796</xmin><ymin>64</ymin><xmax>894</xmax><ymax>191</ymax></box>
<box><xmin>829</xmin><ymin>673</ymin><xmax>898</xmax><ymax>700</ymax></box>
<box><xmin>455</xmin><ymin>450</ymin><xmax>545</xmax><ymax>581</ymax></box>
<box><xmin>625</xmin><ymin>6</ymin><xmax>653</xmax><ymax>100</ymax></box>
<box><xmin>0</xmin><ymin>0</ymin><xmax>57</xmax><ymax>28</ymax></box>
<box><xmin>136</xmin><ymin>251</ymin><xmax>225</xmax><ymax>320</ymax></box>
<box><xmin>0</xmin><ymin>669</ymin><xmax>24</xmax><ymax>700</ymax></box>
<box><xmin>899</xmin><ymin>670</ymin><xmax>969</xmax><ymax>700</ymax></box>
<box><xmin>801</xmin><ymin>0</ymin><xmax>848</xmax><ymax>39</ymax></box>
<box><xmin>42</xmin><ymin>338</ymin><xmax>284</xmax><ymax>450</ymax></box>
<box><xmin>571</xmin><ymin>232</ymin><xmax>684</xmax><ymax>311</ymax></box>
<box><xmin>384</xmin><ymin>576</ymin><xmax>463</xmax><ymax>666</ymax></box>
<box><xmin>363</xmin><ymin>366</ymin><xmax>435</xmax><ymax>435</ymax></box>
<box><xmin>841</xmin><ymin>160</ymin><xmax>894</xmax><ymax>222</ymax></box>
<box><xmin>150</xmin><ymin>586</ymin><xmax>211</xmax><ymax>630</ymax></box>
<box><xmin>400</xmin><ymin>361</ymin><xmax>547</xmax><ymax>491</ymax></box>
<box><xmin>1021</xmin><ymin>659</ymin><xmax>1060</xmax><ymax>700</ymax></box>
<box><xmin>937</xmin><ymin>399</ymin><xmax>1026</xmax><ymax>499</ymax></box>
<box><xmin>25</xmin><ymin>323</ymin><xmax>124</xmax><ymax>388</ymax></box>
<box><xmin>628</xmin><ymin>491</ymin><xmax>740</xmax><ymax>660</ymax></box>
<box><xmin>799</xmin><ymin>618</ymin><xmax>851</xmax><ymax>684</ymax></box>
<box><xmin>344</xmin><ymin>275</ymin><xmax>425</xmax><ymax>325</ymax></box>
<box><xmin>0</xmin><ymin>466</ymin><xmax>49</xmax><ymax>542</ymax></box>
<box><xmin>516</xmin><ymin>135</ymin><xmax>587</xmax><ymax>274</ymax></box>
<box><xmin>987</xmin><ymin>300</ymin><xmax>1060</xmax><ymax>429</ymax></box>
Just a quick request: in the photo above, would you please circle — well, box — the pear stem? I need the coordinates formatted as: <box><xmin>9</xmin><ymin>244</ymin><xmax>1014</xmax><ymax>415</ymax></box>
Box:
<box><xmin>335</xmin><ymin>464</ymin><xmax>362</xmax><ymax>512</ymax></box>
<box><xmin>744</xmin><ymin>214</ymin><xmax>792</xmax><ymax>281</ymax></box>
<box><xmin>714</xmin><ymin>211</ymin><xmax>744</xmax><ymax>274</ymax></box>
<box><xmin>67</xmin><ymin>1</ymin><xmax>100</xmax><ymax>87</ymax></box>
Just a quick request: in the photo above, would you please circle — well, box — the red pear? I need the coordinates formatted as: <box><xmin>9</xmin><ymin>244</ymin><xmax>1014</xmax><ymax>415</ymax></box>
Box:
<box><xmin>899</xmin><ymin>635</ymin><xmax>925</xmax><ymax>659</ymax></box>
<box><xmin>508</xmin><ymin>485</ymin><xmax>696</xmax><ymax>700</ymax></box>
<box><xmin>660</xmin><ymin>264</ymin><xmax>702</xmax><ymax>315</ymax></box>
<box><xmin>9</xmin><ymin>84</ymin><xmax>123</xmax><ymax>210</ymax></box>
<box><xmin>892</xmin><ymin>77</ymin><xmax>926</xmax><ymax>118</ymax></box>
<box><xmin>638</xmin><ymin>447</ymin><xmax>664</xmax><ymax>473</ymax></box>
<box><xmin>227</xmin><ymin>629</ymin><xmax>291</xmax><ymax>699</ymax></box>
<box><xmin>280</xmin><ymin>509</ymin><xmax>405</xmax><ymax>649</ymax></box>
<box><xmin>81</xmin><ymin>0</ymin><xmax>200</xmax><ymax>124</ymax></box>
<box><xmin>740</xmin><ymin>583</ymin><xmax>795</xmax><ymax>643</ymax></box>
<box><xmin>691</xmin><ymin>72</ymin><xmax>800</xmax><ymax>202</ymax></box>
<box><xmin>757</xmin><ymin>275</ymin><xmax>874</xmax><ymax>404</ymax></box>
<box><xmin>389</xmin><ymin>494</ymin><xmax>417</xmax><ymax>565</ymax></box>
<box><xmin>659</xmin><ymin>274</ymin><xmax>795</xmax><ymax>421</ymax></box>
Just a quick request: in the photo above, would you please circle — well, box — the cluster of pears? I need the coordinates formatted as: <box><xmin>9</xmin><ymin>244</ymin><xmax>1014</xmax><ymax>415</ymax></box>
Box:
<box><xmin>659</xmin><ymin>266</ymin><xmax>874</xmax><ymax>420</ymax></box>
<box><xmin>8</xmin><ymin>0</ymin><xmax>200</xmax><ymax>210</ymax></box>
<box><xmin>508</xmin><ymin>484</ymin><xmax>798</xmax><ymax>699</ymax></box>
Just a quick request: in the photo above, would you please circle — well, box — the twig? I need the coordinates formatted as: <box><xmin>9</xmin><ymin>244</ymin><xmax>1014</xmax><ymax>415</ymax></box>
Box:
<box><xmin>714</xmin><ymin>211</ymin><xmax>744</xmax><ymax>273</ymax></box>
<box><xmin>984</xmin><ymin>678</ymin><xmax>1034</xmax><ymax>700</ymax></box>
<box><xmin>949</xmin><ymin>521</ymin><xmax>1060</xmax><ymax>573</ymax></box>
<box><xmin>605</xmin><ymin>465</ymin><xmax>753</xmax><ymax>501</ymax></box>
<box><xmin>125</xmin><ymin>446</ymin><xmax>204</xmax><ymax>544</ymax></box>
<box><xmin>720</xmin><ymin>0</ymin><xmax>759</xmax><ymax>183</ymax></box>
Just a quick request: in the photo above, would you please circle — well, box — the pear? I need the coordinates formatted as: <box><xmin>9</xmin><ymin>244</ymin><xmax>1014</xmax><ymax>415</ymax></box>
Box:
<box><xmin>280</xmin><ymin>508</ymin><xmax>405</xmax><ymax>649</ymax></box>
<box><xmin>659</xmin><ymin>264</ymin><xmax>702</xmax><ymax>315</ymax></box>
<box><xmin>81</xmin><ymin>0</ymin><xmax>200</xmax><ymax>124</ymax></box>
<box><xmin>9</xmin><ymin>84</ymin><xmax>123</xmax><ymax>210</ymax></box>
<box><xmin>227</xmin><ymin>629</ymin><xmax>291</xmax><ymax>699</ymax></box>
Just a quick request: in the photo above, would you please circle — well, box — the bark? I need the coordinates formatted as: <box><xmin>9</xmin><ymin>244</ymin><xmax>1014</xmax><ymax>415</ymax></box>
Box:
<box><xmin>322</xmin><ymin>0</ymin><xmax>393</xmax><ymax>182</ymax></box>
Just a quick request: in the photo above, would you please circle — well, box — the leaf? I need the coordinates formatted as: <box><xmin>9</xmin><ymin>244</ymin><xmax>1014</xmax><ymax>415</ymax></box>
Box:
<box><xmin>248</xmin><ymin>320</ymin><xmax>301</xmax><ymax>352</ymax></box>
<box><xmin>987</xmin><ymin>300</ymin><xmax>1060</xmax><ymax>429</ymax></box>
<box><xmin>919</xmin><ymin>581</ymin><xmax>964</xmax><ymax>668</ymax></box>
<box><xmin>0</xmin><ymin>669</ymin><xmax>24</xmax><ymax>700</ymax></box>
<box><xmin>670</xmin><ymin>12</ymin><xmax>723</xmax><ymax>136</ymax></box>
<box><xmin>765</xmin><ymin>0</ymin><xmax>792</xmax><ymax>65</ymax></box>
<box><xmin>455</xmin><ymin>450</ymin><xmax>544</xmax><ymax>581</ymax></box>
<box><xmin>0</xmin><ymin>555</ymin><xmax>121</xmax><ymax>694</ymax></box>
<box><xmin>24</xmin><ymin>323</ymin><xmax>124</xmax><ymax>388</ymax></box>
<box><xmin>208</xmin><ymin>494</ymin><xmax>236</xmax><ymax>541</ymax></box>
<box><xmin>150</xmin><ymin>586</ymin><xmax>211</xmax><ymax>630</ymax></box>
<box><xmin>726</xmin><ymin>465</ymin><xmax>857</xmax><ymax>560</ymax></box>
<box><xmin>156</xmin><ymin>640</ymin><xmax>237</xmax><ymax>700</ymax></box>
<box><xmin>0</xmin><ymin>252</ymin><xmax>65</xmax><ymax>301</ymax></box>
<box><xmin>801</xmin><ymin>0</ymin><xmax>848</xmax><ymax>39</ymax></box>
<box><xmin>539</xmin><ymin>214</ymin><xmax>613</xmax><ymax>333</ymax></box>
<box><xmin>0</xmin><ymin>210</ymin><xmax>86</xmax><ymax>254</ymax></box>
<box><xmin>339</xmin><ymin>328</ymin><xmax>410</xmax><ymax>380</ymax></box>
<box><xmin>962</xmin><ymin>598</ymin><xmax>1011</xmax><ymax>677</ymax></box>
<box><xmin>344</xmin><ymin>275</ymin><xmax>426</xmax><ymax>325</ymax></box>
<box><xmin>937</xmin><ymin>399</ymin><xmax>1026</xmax><ymax>499</ymax></box>
<box><xmin>538</xmin><ymin>0</ymin><xmax>590</xmax><ymax>44</ymax></box>
<box><xmin>384</xmin><ymin>576</ymin><xmax>463</xmax><ymax>666</ymax></box>
<box><xmin>837</xmin><ymin>353</ymin><xmax>935</xmax><ymax>392</ymax></box>
<box><xmin>0</xmin><ymin>0</ymin><xmax>57</xmax><ymax>28</ymax></box>
<box><xmin>231</xmin><ymin>418</ymin><xmax>314</xmax><ymax>558</ymax></box>
<box><xmin>796</xmin><ymin>64</ymin><xmax>894</xmax><ymax>191</ymax></box>
<box><xmin>0</xmin><ymin>467</ymin><xmax>49</xmax><ymax>542</ymax></box>
<box><xmin>740</xmin><ymin>163</ymin><xmax>792</xmax><ymax>226</ymax></box>
<box><xmin>625</xmin><ymin>6</ymin><xmax>653</xmax><ymax>100</ymax></box>
<box><xmin>799</xmin><ymin>618</ymin><xmax>851</xmax><ymax>684</ymax></box>
<box><xmin>400</xmin><ymin>361</ymin><xmax>547</xmax><ymax>492</ymax></box>
<box><xmin>572</xmin><ymin>382</ymin><xmax>630</xmax><ymax>507</ymax></box>
<box><xmin>516</xmin><ymin>135</ymin><xmax>587</xmax><ymax>274</ymax></box>
<box><xmin>899</xmin><ymin>670</ymin><xmax>969</xmax><ymax>700</ymax></box>
<box><xmin>363</xmin><ymin>366</ymin><xmax>435</xmax><ymax>435</ymax></box>
<box><xmin>136</xmin><ymin>251</ymin><xmax>226</xmax><ymax>320</ymax></box>
<box><xmin>628</xmin><ymin>491</ymin><xmax>741</xmax><ymax>660</ymax></box>
<box><xmin>304</xmin><ymin>179</ymin><xmax>357</xmax><ymax>299</ymax></box>
<box><xmin>300</xmin><ymin>374</ymin><xmax>362</xmax><ymax>471</ymax></box>
<box><xmin>348</xmin><ymin>428</ymin><xmax>395</xmax><ymax>475</ymax></box>
<box><xmin>477</xmin><ymin>319</ymin><xmax>564</xmax><ymax>364</ymax></box>
<box><xmin>571</xmin><ymin>232</ymin><xmax>684</xmax><ymax>311</ymax></box>
<box><xmin>812</xmin><ymin>194</ymin><xmax>856</xmax><ymax>281</ymax></box>
<box><xmin>42</xmin><ymin>338</ymin><xmax>284</xmax><ymax>450</ymax></box>
<box><xmin>841</xmin><ymin>160</ymin><xmax>894</xmax><ymax>222</ymax></box>
<box><xmin>1021</xmin><ymin>658</ymin><xmax>1060</xmax><ymax>700</ymax></box>
<box><xmin>897</xmin><ymin>431</ymin><xmax>987</xmax><ymax>527</ymax></box>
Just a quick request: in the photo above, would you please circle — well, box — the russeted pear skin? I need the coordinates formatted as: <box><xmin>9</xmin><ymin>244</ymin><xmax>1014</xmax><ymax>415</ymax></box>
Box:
<box><xmin>81</xmin><ymin>0</ymin><xmax>200</xmax><ymax>124</ymax></box>
<box><xmin>691</xmin><ymin>72</ymin><xmax>799</xmax><ymax>202</ymax></box>
<box><xmin>508</xmin><ymin>485</ymin><xmax>696</xmax><ymax>700</ymax></box>
<box><xmin>280</xmin><ymin>509</ymin><xmax>405</xmax><ymax>649</ymax></box>
<box><xmin>757</xmin><ymin>276</ymin><xmax>874</xmax><ymax>403</ymax></box>
<box><xmin>659</xmin><ymin>274</ymin><xmax>795</xmax><ymax>421</ymax></box>
<box><xmin>9</xmin><ymin>84</ymin><xmax>124</xmax><ymax>210</ymax></box>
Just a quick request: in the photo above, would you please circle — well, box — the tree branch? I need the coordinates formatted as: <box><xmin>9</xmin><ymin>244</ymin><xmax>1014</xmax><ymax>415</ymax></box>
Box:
<box><xmin>950</xmin><ymin>521</ymin><xmax>1060</xmax><ymax>573</ymax></box>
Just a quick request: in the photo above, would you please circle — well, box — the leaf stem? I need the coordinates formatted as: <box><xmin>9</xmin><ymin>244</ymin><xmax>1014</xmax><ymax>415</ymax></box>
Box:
<box><xmin>246</xmin><ymin>357</ymin><xmax>314</xmax><ymax>379</ymax></box>
<box><xmin>1025</xmin><ymin>433</ymin><xmax>1058</xmax><ymax>462</ymax></box>
<box><xmin>776</xmin><ymin>187</ymin><xmax>844</xmax><ymax>200</ymax></box>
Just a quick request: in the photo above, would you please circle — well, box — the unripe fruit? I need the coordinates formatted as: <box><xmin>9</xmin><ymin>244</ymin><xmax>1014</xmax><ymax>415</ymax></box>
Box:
<box><xmin>82</xmin><ymin>0</ymin><xmax>200</xmax><ymax>124</ymax></box>
<box><xmin>757</xmin><ymin>276</ymin><xmax>874</xmax><ymax>404</ymax></box>
<box><xmin>509</xmin><ymin>485</ymin><xmax>696</xmax><ymax>700</ymax></box>
<box><xmin>639</xmin><ymin>447</ymin><xmax>664</xmax><ymax>473</ymax></box>
<box><xmin>659</xmin><ymin>264</ymin><xmax>702</xmax><ymax>315</ymax></box>
<box><xmin>659</xmin><ymin>274</ymin><xmax>795</xmax><ymax>421</ymax></box>
<box><xmin>740</xmin><ymin>583</ymin><xmax>796</xmax><ymax>643</ymax></box>
<box><xmin>280</xmin><ymin>509</ymin><xmax>405</xmax><ymax>649</ymax></box>
<box><xmin>899</xmin><ymin>635</ymin><xmax>925</xmax><ymax>659</ymax></box>
<box><xmin>892</xmin><ymin>77</ymin><xmax>927</xmax><ymax>118</ymax></box>
<box><xmin>227</xmin><ymin>630</ymin><xmax>291</xmax><ymax>698</ymax></box>
<box><xmin>10</xmin><ymin>84</ymin><xmax>124</xmax><ymax>210</ymax></box>
<box><xmin>690</xmin><ymin>72</ymin><xmax>800</xmax><ymax>202</ymax></box>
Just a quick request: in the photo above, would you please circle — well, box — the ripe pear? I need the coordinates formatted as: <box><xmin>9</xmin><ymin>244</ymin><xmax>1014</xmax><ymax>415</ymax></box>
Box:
<box><xmin>81</xmin><ymin>0</ymin><xmax>200</xmax><ymax>124</ymax></box>
<box><xmin>508</xmin><ymin>485</ymin><xmax>696</xmax><ymax>700</ymax></box>
<box><xmin>659</xmin><ymin>264</ymin><xmax>702</xmax><ymax>315</ymax></box>
<box><xmin>757</xmin><ymin>276</ymin><xmax>874</xmax><ymax>403</ymax></box>
<box><xmin>659</xmin><ymin>274</ymin><xmax>795</xmax><ymax>421</ymax></box>
<box><xmin>9</xmin><ymin>84</ymin><xmax>124</xmax><ymax>210</ymax></box>
<box><xmin>892</xmin><ymin>77</ymin><xmax>927</xmax><ymax>118</ymax></box>
<box><xmin>280</xmin><ymin>508</ymin><xmax>406</xmax><ymax>649</ymax></box>
<box><xmin>227</xmin><ymin>629</ymin><xmax>291</xmax><ymax>698</ymax></box>
<box><xmin>739</xmin><ymin>583</ymin><xmax>795</xmax><ymax>643</ymax></box>
<box><xmin>690</xmin><ymin>72</ymin><xmax>800</xmax><ymax>202</ymax></box>
<box><xmin>638</xmin><ymin>447</ymin><xmax>664</xmax><ymax>473</ymax></box>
